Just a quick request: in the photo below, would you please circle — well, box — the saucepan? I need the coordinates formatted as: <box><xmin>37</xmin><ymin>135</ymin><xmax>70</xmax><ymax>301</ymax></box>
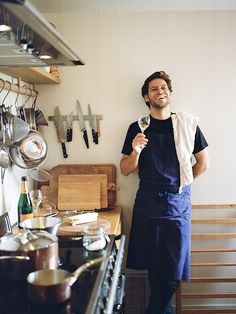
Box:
<box><xmin>0</xmin><ymin>230</ymin><xmax>58</xmax><ymax>280</ymax></box>
<box><xmin>27</xmin><ymin>255</ymin><xmax>109</xmax><ymax>304</ymax></box>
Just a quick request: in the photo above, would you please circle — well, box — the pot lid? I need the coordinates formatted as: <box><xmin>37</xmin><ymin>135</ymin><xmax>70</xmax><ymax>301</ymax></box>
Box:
<box><xmin>0</xmin><ymin>230</ymin><xmax>57</xmax><ymax>252</ymax></box>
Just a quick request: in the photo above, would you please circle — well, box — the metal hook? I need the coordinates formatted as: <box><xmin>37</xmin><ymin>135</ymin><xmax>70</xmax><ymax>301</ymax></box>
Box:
<box><xmin>32</xmin><ymin>89</ymin><xmax>39</xmax><ymax>109</ymax></box>
<box><xmin>2</xmin><ymin>80</ymin><xmax>12</xmax><ymax>105</ymax></box>
<box><xmin>0</xmin><ymin>79</ymin><xmax>5</xmax><ymax>95</ymax></box>
<box><xmin>14</xmin><ymin>83</ymin><xmax>21</xmax><ymax>107</ymax></box>
<box><xmin>22</xmin><ymin>85</ymin><xmax>32</xmax><ymax>107</ymax></box>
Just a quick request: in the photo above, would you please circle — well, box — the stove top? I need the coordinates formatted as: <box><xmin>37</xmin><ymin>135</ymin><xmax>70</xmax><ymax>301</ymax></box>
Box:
<box><xmin>0</xmin><ymin>235</ymin><xmax>121</xmax><ymax>314</ymax></box>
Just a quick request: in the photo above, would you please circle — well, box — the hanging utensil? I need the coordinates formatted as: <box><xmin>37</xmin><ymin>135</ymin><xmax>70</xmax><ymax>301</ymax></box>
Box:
<box><xmin>77</xmin><ymin>100</ymin><xmax>89</xmax><ymax>148</ymax></box>
<box><xmin>88</xmin><ymin>104</ymin><xmax>98</xmax><ymax>144</ymax></box>
<box><xmin>0</xmin><ymin>108</ymin><xmax>10</xmax><ymax>183</ymax></box>
<box><xmin>29</xmin><ymin>168</ymin><xmax>51</xmax><ymax>182</ymax></box>
<box><xmin>32</xmin><ymin>90</ymin><xmax>48</xmax><ymax>127</ymax></box>
<box><xmin>66</xmin><ymin>111</ymin><xmax>73</xmax><ymax>142</ymax></box>
<box><xmin>54</xmin><ymin>106</ymin><xmax>68</xmax><ymax>158</ymax></box>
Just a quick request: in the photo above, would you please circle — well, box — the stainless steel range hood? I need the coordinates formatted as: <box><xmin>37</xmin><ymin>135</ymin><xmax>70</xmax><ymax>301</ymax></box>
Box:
<box><xmin>0</xmin><ymin>0</ymin><xmax>85</xmax><ymax>67</ymax></box>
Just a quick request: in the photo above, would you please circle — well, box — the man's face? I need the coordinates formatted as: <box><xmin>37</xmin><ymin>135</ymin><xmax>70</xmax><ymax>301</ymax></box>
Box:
<box><xmin>144</xmin><ymin>78</ymin><xmax>171</xmax><ymax>110</ymax></box>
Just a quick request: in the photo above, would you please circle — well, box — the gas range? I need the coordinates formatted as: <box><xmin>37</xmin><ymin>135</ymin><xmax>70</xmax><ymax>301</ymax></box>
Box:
<box><xmin>0</xmin><ymin>235</ymin><xmax>125</xmax><ymax>314</ymax></box>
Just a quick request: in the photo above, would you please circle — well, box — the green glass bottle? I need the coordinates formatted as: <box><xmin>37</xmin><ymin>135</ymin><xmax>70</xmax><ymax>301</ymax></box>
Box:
<box><xmin>17</xmin><ymin>176</ymin><xmax>33</xmax><ymax>225</ymax></box>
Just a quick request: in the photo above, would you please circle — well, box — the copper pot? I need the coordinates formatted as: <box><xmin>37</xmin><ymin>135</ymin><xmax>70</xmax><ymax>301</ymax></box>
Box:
<box><xmin>0</xmin><ymin>230</ymin><xmax>58</xmax><ymax>280</ymax></box>
<box><xmin>27</xmin><ymin>256</ymin><xmax>109</xmax><ymax>304</ymax></box>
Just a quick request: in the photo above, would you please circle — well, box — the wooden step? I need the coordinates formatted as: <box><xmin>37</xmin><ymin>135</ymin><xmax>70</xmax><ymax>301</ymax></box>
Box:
<box><xmin>182</xmin><ymin>292</ymin><xmax>236</xmax><ymax>299</ymax></box>
<box><xmin>191</xmin><ymin>262</ymin><xmax>236</xmax><ymax>267</ymax></box>
<box><xmin>182</xmin><ymin>308</ymin><xmax>236</xmax><ymax>314</ymax></box>
<box><xmin>184</xmin><ymin>277</ymin><xmax>236</xmax><ymax>283</ymax></box>
<box><xmin>192</xmin><ymin>204</ymin><xmax>236</xmax><ymax>209</ymax></box>
<box><xmin>192</xmin><ymin>218</ymin><xmax>236</xmax><ymax>224</ymax></box>
<box><xmin>192</xmin><ymin>233</ymin><xmax>236</xmax><ymax>239</ymax></box>
<box><xmin>191</xmin><ymin>248</ymin><xmax>236</xmax><ymax>253</ymax></box>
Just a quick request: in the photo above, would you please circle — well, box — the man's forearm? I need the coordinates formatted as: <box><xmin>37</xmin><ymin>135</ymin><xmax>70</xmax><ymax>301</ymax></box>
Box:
<box><xmin>120</xmin><ymin>151</ymin><xmax>140</xmax><ymax>176</ymax></box>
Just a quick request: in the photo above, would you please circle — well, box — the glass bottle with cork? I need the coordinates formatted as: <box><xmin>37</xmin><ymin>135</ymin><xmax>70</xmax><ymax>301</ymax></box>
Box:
<box><xmin>18</xmin><ymin>176</ymin><xmax>33</xmax><ymax>225</ymax></box>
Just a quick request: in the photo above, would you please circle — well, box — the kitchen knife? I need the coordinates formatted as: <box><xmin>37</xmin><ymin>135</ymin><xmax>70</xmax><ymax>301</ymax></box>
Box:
<box><xmin>88</xmin><ymin>104</ymin><xmax>98</xmax><ymax>144</ymax></box>
<box><xmin>93</xmin><ymin>114</ymin><xmax>99</xmax><ymax>144</ymax></box>
<box><xmin>54</xmin><ymin>106</ymin><xmax>68</xmax><ymax>158</ymax></box>
<box><xmin>66</xmin><ymin>111</ymin><xmax>73</xmax><ymax>142</ymax></box>
<box><xmin>77</xmin><ymin>100</ymin><xmax>89</xmax><ymax>148</ymax></box>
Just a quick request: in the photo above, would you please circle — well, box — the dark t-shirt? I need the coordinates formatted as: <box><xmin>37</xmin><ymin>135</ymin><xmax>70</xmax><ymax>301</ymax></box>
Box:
<box><xmin>121</xmin><ymin>115</ymin><xmax>208</xmax><ymax>191</ymax></box>
<box><xmin>121</xmin><ymin>115</ymin><xmax>208</xmax><ymax>156</ymax></box>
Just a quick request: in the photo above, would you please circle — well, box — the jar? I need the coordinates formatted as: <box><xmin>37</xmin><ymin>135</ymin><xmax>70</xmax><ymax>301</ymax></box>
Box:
<box><xmin>82</xmin><ymin>226</ymin><xmax>107</xmax><ymax>251</ymax></box>
<box><xmin>41</xmin><ymin>196</ymin><xmax>56</xmax><ymax>214</ymax></box>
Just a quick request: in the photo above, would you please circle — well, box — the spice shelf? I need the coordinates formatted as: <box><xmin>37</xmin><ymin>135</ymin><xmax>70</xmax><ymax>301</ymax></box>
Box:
<box><xmin>0</xmin><ymin>67</ymin><xmax>60</xmax><ymax>84</ymax></box>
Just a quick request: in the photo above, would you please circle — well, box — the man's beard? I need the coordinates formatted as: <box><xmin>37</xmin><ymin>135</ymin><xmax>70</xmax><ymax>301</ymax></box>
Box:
<box><xmin>150</xmin><ymin>100</ymin><xmax>170</xmax><ymax>110</ymax></box>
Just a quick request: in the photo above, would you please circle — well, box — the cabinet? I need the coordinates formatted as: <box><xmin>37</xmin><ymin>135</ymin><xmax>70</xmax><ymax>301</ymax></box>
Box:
<box><xmin>0</xmin><ymin>67</ymin><xmax>60</xmax><ymax>84</ymax></box>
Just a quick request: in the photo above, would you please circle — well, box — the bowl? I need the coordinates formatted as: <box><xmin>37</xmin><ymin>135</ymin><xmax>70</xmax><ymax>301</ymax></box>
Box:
<box><xmin>20</xmin><ymin>217</ymin><xmax>62</xmax><ymax>236</ymax></box>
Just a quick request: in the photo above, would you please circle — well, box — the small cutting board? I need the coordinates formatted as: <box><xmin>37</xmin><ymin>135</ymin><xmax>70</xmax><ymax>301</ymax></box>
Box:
<box><xmin>58</xmin><ymin>178</ymin><xmax>101</xmax><ymax>210</ymax></box>
<box><xmin>58</xmin><ymin>174</ymin><xmax>108</xmax><ymax>209</ymax></box>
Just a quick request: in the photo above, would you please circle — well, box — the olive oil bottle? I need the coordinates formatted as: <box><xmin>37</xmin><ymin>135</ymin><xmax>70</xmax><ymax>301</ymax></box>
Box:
<box><xmin>18</xmin><ymin>176</ymin><xmax>33</xmax><ymax>224</ymax></box>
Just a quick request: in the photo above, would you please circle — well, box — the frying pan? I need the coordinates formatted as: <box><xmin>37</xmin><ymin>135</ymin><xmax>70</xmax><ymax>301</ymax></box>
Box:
<box><xmin>27</xmin><ymin>255</ymin><xmax>109</xmax><ymax>304</ymax></box>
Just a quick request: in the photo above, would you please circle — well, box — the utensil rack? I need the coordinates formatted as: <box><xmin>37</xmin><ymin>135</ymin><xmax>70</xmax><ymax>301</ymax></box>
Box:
<box><xmin>0</xmin><ymin>78</ymin><xmax>38</xmax><ymax>97</ymax></box>
<box><xmin>48</xmin><ymin>114</ymin><xmax>103</xmax><ymax>122</ymax></box>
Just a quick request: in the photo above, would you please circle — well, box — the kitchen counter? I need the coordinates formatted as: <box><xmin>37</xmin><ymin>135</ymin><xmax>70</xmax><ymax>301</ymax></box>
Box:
<box><xmin>57</xmin><ymin>206</ymin><xmax>122</xmax><ymax>236</ymax></box>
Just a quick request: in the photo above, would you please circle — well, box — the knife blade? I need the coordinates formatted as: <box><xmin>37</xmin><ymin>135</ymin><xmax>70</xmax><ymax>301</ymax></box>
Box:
<box><xmin>77</xmin><ymin>100</ymin><xmax>89</xmax><ymax>148</ymax></box>
<box><xmin>66</xmin><ymin>111</ymin><xmax>73</xmax><ymax>142</ymax></box>
<box><xmin>88</xmin><ymin>104</ymin><xmax>98</xmax><ymax>144</ymax></box>
<box><xmin>54</xmin><ymin>106</ymin><xmax>68</xmax><ymax>158</ymax></box>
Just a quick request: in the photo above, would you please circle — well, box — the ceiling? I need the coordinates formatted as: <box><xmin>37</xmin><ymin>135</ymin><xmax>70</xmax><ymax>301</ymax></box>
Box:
<box><xmin>30</xmin><ymin>0</ymin><xmax>236</xmax><ymax>13</ymax></box>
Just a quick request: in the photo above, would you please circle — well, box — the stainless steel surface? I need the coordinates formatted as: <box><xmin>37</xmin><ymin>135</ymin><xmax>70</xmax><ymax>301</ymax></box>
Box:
<box><xmin>20</xmin><ymin>217</ymin><xmax>62</xmax><ymax>235</ymax></box>
<box><xmin>77</xmin><ymin>100</ymin><xmax>86</xmax><ymax>131</ymax></box>
<box><xmin>77</xmin><ymin>99</ymin><xmax>89</xmax><ymax>148</ymax></box>
<box><xmin>54</xmin><ymin>106</ymin><xmax>66</xmax><ymax>141</ymax></box>
<box><xmin>0</xmin><ymin>0</ymin><xmax>85</xmax><ymax>67</ymax></box>
<box><xmin>54</xmin><ymin>106</ymin><xmax>68</xmax><ymax>158</ymax></box>
<box><xmin>9</xmin><ymin>130</ymin><xmax>48</xmax><ymax>169</ymax></box>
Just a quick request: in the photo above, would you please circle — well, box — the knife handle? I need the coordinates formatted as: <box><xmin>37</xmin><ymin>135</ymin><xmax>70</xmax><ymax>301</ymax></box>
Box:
<box><xmin>67</xmin><ymin>128</ymin><xmax>73</xmax><ymax>142</ymax></box>
<box><xmin>83</xmin><ymin>130</ymin><xmax>89</xmax><ymax>149</ymax></box>
<box><xmin>92</xmin><ymin>129</ymin><xmax>96</xmax><ymax>143</ymax></box>
<box><xmin>94</xmin><ymin>132</ymin><xmax>98</xmax><ymax>145</ymax></box>
<box><xmin>61</xmin><ymin>142</ymin><xmax>68</xmax><ymax>158</ymax></box>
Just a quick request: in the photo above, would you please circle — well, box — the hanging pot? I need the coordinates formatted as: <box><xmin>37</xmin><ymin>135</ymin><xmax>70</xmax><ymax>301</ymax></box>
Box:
<box><xmin>0</xmin><ymin>105</ymin><xmax>30</xmax><ymax>146</ymax></box>
<box><xmin>9</xmin><ymin>130</ymin><xmax>48</xmax><ymax>169</ymax></box>
<box><xmin>0</xmin><ymin>230</ymin><xmax>58</xmax><ymax>280</ymax></box>
<box><xmin>25</xmin><ymin>107</ymin><xmax>36</xmax><ymax>130</ymax></box>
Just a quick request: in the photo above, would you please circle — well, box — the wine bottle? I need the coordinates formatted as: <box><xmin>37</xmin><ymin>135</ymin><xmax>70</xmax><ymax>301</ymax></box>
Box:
<box><xmin>18</xmin><ymin>176</ymin><xmax>33</xmax><ymax>224</ymax></box>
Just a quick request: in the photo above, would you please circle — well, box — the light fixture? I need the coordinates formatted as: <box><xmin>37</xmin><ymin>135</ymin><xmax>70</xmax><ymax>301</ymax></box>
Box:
<box><xmin>39</xmin><ymin>55</ymin><xmax>52</xmax><ymax>60</ymax></box>
<box><xmin>0</xmin><ymin>0</ymin><xmax>85</xmax><ymax>67</ymax></box>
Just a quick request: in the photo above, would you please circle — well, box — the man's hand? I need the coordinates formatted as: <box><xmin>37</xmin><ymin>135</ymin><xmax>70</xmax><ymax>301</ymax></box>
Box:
<box><xmin>132</xmin><ymin>133</ymin><xmax>149</xmax><ymax>154</ymax></box>
<box><xmin>120</xmin><ymin>133</ymin><xmax>148</xmax><ymax>176</ymax></box>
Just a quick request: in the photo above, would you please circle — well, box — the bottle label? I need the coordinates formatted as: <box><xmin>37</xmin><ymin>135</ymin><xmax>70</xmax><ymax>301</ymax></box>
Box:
<box><xmin>20</xmin><ymin>213</ymin><xmax>34</xmax><ymax>221</ymax></box>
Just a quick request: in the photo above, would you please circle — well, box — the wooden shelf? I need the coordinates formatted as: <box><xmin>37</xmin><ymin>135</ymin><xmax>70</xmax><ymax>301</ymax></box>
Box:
<box><xmin>0</xmin><ymin>67</ymin><xmax>60</xmax><ymax>84</ymax></box>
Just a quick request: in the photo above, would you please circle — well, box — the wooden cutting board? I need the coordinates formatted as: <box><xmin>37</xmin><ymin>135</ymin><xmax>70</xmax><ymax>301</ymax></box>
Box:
<box><xmin>58</xmin><ymin>179</ymin><xmax>101</xmax><ymax>210</ymax></box>
<box><xmin>58</xmin><ymin>174</ymin><xmax>108</xmax><ymax>210</ymax></box>
<box><xmin>40</xmin><ymin>164</ymin><xmax>117</xmax><ymax>207</ymax></box>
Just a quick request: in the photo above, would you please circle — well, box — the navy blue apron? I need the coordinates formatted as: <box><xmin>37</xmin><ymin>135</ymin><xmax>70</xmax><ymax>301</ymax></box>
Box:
<box><xmin>126</xmin><ymin>122</ymin><xmax>191</xmax><ymax>281</ymax></box>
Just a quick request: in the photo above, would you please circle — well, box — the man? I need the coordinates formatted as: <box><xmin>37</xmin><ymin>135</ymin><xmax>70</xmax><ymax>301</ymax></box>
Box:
<box><xmin>120</xmin><ymin>71</ymin><xmax>209</xmax><ymax>314</ymax></box>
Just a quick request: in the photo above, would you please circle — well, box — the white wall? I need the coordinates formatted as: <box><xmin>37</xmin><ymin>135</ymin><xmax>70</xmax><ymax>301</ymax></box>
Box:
<box><xmin>1</xmin><ymin>9</ymin><xmax>236</xmax><ymax>232</ymax></box>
